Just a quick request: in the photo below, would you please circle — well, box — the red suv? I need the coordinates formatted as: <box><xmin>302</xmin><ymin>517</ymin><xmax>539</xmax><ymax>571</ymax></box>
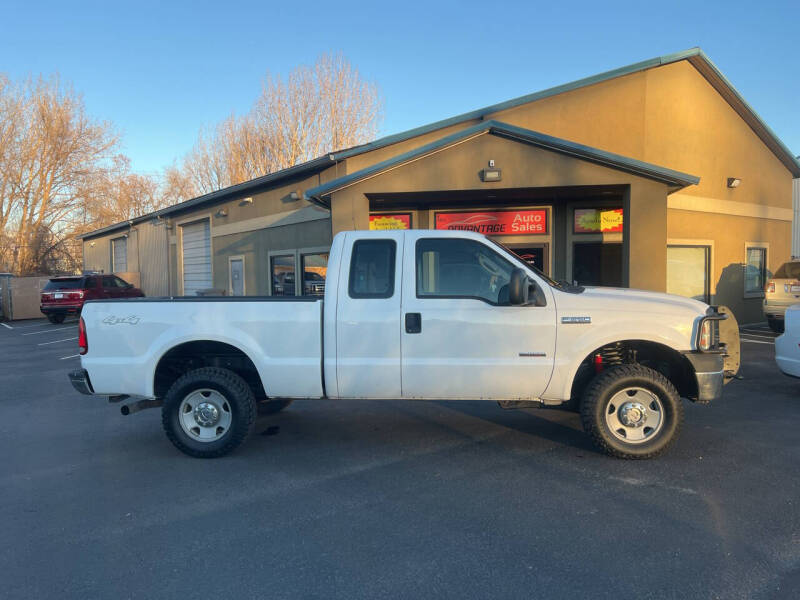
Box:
<box><xmin>40</xmin><ymin>274</ymin><xmax>144</xmax><ymax>323</ymax></box>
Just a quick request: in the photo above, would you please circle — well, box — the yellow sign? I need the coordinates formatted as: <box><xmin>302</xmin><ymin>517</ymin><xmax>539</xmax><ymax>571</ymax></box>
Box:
<box><xmin>574</xmin><ymin>208</ymin><xmax>623</xmax><ymax>233</ymax></box>
<box><xmin>369</xmin><ymin>214</ymin><xmax>411</xmax><ymax>230</ymax></box>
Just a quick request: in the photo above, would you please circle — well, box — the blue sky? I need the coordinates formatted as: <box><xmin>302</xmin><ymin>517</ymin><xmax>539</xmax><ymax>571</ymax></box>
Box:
<box><xmin>3</xmin><ymin>0</ymin><xmax>797</xmax><ymax>174</ymax></box>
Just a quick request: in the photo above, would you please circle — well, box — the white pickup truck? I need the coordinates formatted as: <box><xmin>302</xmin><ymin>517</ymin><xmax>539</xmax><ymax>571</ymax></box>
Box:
<box><xmin>70</xmin><ymin>230</ymin><xmax>740</xmax><ymax>459</ymax></box>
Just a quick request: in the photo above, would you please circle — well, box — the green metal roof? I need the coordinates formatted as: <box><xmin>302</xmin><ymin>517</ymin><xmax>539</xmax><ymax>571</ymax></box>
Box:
<box><xmin>305</xmin><ymin>120</ymin><xmax>700</xmax><ymax>204</ymax></box>
<box><xmin>332</xmin><ymin>48</ymin><xmax>800</xmax><ymax>177</ymax></box>
<box><xmin>79</xmin><ymin>155</ymin><xmax>334</xmax><ymax>240</ymax></box>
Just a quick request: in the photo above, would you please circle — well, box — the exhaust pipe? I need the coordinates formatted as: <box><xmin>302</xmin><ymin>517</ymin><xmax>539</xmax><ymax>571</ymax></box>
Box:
<box><xmin>121</xmin><ymin>399</ymin><xmax>162</xmax><ymax>415</ymax></box>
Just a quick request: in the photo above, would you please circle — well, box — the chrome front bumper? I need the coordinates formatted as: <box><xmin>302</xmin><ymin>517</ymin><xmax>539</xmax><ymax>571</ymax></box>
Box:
<box><xmin>683</xmin><ymin>352</ymin><xmax>725</xmax><ymax>404</ymax></box>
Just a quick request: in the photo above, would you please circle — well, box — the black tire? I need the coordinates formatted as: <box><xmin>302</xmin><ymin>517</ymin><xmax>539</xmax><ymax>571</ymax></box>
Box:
<box><xmin>768</xmin><ymin>318</ymin><xmax>784</xmax><ymax>334</ymax></box>
<box><xmin>257</xmin><ymin>398</ymin><xmax>293</xmax><ymax>415</ymax></box>
<box><xmin>161</xmin><ymin>367</ymin><xmax>257</xmax><ymax>458</ymax></box>
<box><xmin>580</xmin><ymin>364</ymin><xmax>683</xmax><ymax>459</ymax></box>
<box><xmin>48</xmin><ymin>314</ymin><xmax>65</xmax><ymax>324</ymax></box>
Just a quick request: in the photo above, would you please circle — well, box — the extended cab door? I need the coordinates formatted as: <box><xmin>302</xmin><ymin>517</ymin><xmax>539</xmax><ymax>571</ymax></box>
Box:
<box><xmin>401</xmin><ymin>233</ymin><xmax>556</xmax><ymax>400</ymax></box>
<box><xmin>335</xmin><ymin>232</ymin><xmax>404</xmax><ymax>398</ymax></box>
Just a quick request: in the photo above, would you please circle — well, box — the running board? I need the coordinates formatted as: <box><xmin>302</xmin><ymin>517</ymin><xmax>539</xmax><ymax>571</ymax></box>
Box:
<box><xmin>497</xmin><ymin>400</ymin><xmax>544</xmax><ymax>409</ymax></box>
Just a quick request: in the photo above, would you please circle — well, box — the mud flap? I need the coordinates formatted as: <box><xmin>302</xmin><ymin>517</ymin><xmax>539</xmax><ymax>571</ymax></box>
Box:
<box><xmin>717</xmin><ymin>305</ymin><xmax>740</xmax><ymax>382</ymax></box>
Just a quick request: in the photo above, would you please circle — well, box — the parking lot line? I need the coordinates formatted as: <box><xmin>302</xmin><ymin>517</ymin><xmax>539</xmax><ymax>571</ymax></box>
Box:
<box><xmin>1</xmin><ymin>322</ymin><xmax>13</xmax><ymax>329</ymax></box>
<box><xmin>22</xmin><ymin>326</ymin><xmax>77</xmax><ymax>336</ymax></box>
<box><xmin>37</xmin><ymin>337</ymin><xmax>78</xmax><ymax>346</ymax></box>
<box><xmin>59</xmin><ymin>354</ymin><xmax>80</xmax><ymax>360</ymax></box>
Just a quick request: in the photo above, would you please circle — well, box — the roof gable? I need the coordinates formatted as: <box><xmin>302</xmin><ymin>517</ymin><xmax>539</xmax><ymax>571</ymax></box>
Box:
<box><xmin>333</xmin><ymin>49</ymin><xmax>799</xmax><ymax>177</ymax></box>
<box><xmin>305</xmin><ymin>120</ymin><xmax>699</xmax><ymax>205</ymax></box>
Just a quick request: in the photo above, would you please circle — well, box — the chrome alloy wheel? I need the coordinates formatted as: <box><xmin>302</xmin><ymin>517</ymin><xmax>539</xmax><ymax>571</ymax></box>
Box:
<box><xmin>178</xmin><ymin>389</ymin><xmax>233</xmax><ymax>443</ymax></box>
<box><xmin>604</xmin><ymin>387</ymin><xmax>664</xmax><ymax>444</ymax></box>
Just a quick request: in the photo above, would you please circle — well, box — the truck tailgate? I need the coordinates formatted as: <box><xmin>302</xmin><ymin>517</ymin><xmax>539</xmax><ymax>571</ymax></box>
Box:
<box><xmin>80</xmin><ymin>298</ymin><xmax>323</xmax><ymax>398</ymax></box>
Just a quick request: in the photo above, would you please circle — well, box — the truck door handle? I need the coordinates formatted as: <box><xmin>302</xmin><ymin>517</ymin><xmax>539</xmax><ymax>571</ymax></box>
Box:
<box><xmin>405</xmin><ymin>312</ymin><xmax>422</xmax><ymax>334</ymax></box>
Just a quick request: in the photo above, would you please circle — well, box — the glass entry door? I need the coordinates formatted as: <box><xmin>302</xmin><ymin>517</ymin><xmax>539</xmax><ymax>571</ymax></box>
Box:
<box><xmin>572</xmin><ymin>242</ymin><xmax>623</xmax><ymax>287</ymax></box>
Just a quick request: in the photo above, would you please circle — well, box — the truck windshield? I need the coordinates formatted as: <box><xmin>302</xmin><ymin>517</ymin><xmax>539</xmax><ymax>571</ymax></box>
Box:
<box><xmin>487</xmin><ymin>238</ymin><xmax>584</xmax><ymax>293</ymax></box>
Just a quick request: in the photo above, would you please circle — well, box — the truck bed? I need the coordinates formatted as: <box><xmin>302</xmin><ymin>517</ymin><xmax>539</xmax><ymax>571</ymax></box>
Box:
<box><xmin>80</xmin><ymin>296</ymin><xmax>324</xmax><ymax>399</ymax></box>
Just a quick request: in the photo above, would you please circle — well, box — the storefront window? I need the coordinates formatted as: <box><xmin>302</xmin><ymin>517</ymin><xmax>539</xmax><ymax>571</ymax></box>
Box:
<box><xmin>572</xmin><ymin>242</ymin><xmax>622</xmax><ymax>287</ymax></box>
<box><xmin>667</xmin><ymin>245</ymin><xmax>710</xmax><ymax>303</ymax></box>
<box><xmin>301</xmin><ymin>253</ymin><xmax>328</xmax><ymax>296</ymax></box>
<box><xmin>271</xmin><ymin>254</ymin><xmax>296</xmax><ymax>296</ymax></box>
<box><xmin>744</xmin><ymin>245</ymin><xmax>767</xmax><ymax>296</ymax></box>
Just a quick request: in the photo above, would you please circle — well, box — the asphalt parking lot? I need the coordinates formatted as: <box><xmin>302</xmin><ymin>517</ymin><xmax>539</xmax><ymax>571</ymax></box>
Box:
<box><xmin>1</xmin><ymin>319</ymin><xmax>798</xmax><ymax>599</ymax></box>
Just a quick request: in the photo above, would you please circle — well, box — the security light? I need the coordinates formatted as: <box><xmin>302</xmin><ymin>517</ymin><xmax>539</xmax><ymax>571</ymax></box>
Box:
<box><xmin>215</xmin><ymin>209</ymin><xmax>228</xmax><ymax>217</ymax></box>
<box><xmin>727</xmin><ymin>177</ymin><xmax>741</xmax><ymax>188</ymax></box>
<box><xmin>239</xmin><ymin>197</ymin><xmax>253</xmax><ymax>206</ymax></box>
<box><xmin>481</xmin><ymin>168</ymin><xmax>502</xmax><ymax>182</ymax></box>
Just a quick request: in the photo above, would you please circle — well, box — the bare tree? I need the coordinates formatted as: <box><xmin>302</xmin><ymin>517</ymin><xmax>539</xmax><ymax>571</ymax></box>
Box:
<box><xmin>0</xmin><ymin>75</ymin><xmax>122</xmax><ymax>273</ymax></box>
<box><xmin>177</xmin><ymin>53</ymin><xmax>383</xmax><ymax>195</ymax></box>
<box><xmin>0</xmin><ymin>75</ymin><xmax>167</xmax><ymax>274</ymax></box>
<box><xmin>83</xmin><ymin>155</ymin><xmax>165</xmax><ymax>226</ymax></box>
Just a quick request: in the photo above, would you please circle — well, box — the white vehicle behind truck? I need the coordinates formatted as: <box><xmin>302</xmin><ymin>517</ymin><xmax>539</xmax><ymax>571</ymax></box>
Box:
<box><xmin>70</xmin><ymin>230</ymin><xmax>740</xmax><ymax>459</ymax></box>
<box><xmin>775</xmin><ymin>304</ymin><xmax>800</xmax><ymax>377</ymax></box>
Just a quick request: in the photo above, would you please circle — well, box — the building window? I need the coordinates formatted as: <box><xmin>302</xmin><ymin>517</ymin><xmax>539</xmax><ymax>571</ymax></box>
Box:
<box><xmin>744</xmin><ymin>243</ymin><xmax>768</xmax><ymax>297</ymax></box>
<box><xmin>271</xmin><ymin>254</ymin><xmax>296</xmax><ymax>296</ymax></box>
<box><xmin>416</xmin><ymin>238</ymin><xmax>514</xmax><ymax>305</ymax></box>
<box><xmin>301</xmin><ymin>253</ymin><xmax>328</xmax><ymax>296</ymax></box>
<box><xmin>111</xmin><ymin>237</ymin><xmax>127</xmax><ymax>272</ymax></box>
<box><xmin>348</xmin><ymin>240</ymin><xmax>396</xmax><ymax>299</ymax></box>
<box><xmin>667</xmin><ymin>245</ymin><xmax>711</xmax><ymax>303</ymax></box>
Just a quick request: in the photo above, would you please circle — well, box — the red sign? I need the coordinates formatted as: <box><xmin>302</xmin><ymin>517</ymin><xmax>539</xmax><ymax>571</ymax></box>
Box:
<box><xmin>435</xmin><ymin>209</ymin><xmax>547</xmax><ymax>235</ymax></box>
<box><xmin>369</xmin><ymin>213</ymin><xmax>411</xmax><ymax>230</ymax></box>
<box><xmin>574</xmin><ymin>208</ymin><xmax>623</xmax><ymax>233</ymax></box>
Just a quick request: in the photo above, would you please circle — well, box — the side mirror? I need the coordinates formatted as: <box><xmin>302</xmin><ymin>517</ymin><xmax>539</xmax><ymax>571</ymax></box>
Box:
<box><xmin>509</xmin><ymin>268</ymin><xmax>529</xmax><ymax>305</ymax></box>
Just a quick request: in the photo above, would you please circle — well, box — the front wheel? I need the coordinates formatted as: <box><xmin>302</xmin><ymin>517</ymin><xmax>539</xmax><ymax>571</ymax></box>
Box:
<box><xmin>580</xmin><ymin>365</ymin><xmax>683</xmax><ymax>459</ymax></box>
<box><xmin>161</xmin><ymin>367</ymin><xmax>257</xmax><ymax>458</ymax></box>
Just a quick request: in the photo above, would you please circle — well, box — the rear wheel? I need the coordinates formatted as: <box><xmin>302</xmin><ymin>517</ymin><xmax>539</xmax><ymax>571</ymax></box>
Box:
<box><xmin>161</xmin><ymin>367</ymin><xmax>256</xmax><ymax>458</ymax></box>
<box><xmin>768</xmin><ymin>318</ymin><xmax>784</xmax><ymax>333</ymax></box>
<box><xmin>580</xmin><ymin>364</ymin><xmax>683</xmax><ymax>459</ymax></box>
<box><xmin>47</xmin><ymin>314</ymin><xmax>65</xmax><ymax>324</ymax></box>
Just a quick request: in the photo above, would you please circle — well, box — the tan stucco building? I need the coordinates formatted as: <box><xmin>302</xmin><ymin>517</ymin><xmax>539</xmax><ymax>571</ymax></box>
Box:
<box><xmin>81</xmin><ymin>48</ymin><xmax>800</xmax><ymax>324</ymax></box>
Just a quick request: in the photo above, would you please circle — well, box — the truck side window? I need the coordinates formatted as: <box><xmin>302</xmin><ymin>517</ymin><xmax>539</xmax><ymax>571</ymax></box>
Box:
<box><xmin>349</xmin><ymin>239</ymin><xmax>396</xmax><ymax>299</ymax></box>
<box><xmin>416</xmin><ymin>238</ymin><xmax>514</xmax><ymax>305</ymax></box>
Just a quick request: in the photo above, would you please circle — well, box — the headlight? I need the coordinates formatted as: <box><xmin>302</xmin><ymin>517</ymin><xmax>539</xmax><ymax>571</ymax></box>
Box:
<box><xmin>698</xmin><ymin>319</ymin><xmax>713</xmax><ymax>351</ymax></box>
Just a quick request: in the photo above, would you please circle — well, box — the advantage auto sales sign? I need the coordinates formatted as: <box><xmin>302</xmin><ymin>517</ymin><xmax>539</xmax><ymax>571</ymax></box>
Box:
<box><xmin>435</xmin><ymin>209</ymin><xmax>547</xmax><ymax>235</ymax></box>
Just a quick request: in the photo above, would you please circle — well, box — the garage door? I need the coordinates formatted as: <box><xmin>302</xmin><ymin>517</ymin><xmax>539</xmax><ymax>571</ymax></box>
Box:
<box><xmin>181</xmin><ymin>220</ymin><xmax>212</xmax><ymax>296</ymax></box>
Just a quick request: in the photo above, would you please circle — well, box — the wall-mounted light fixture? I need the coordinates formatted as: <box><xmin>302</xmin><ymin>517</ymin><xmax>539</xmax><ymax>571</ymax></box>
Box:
<box><xmin>727</xmin><ymin>177</ymin><xmax>741</xmax><ymax>188</ymax></box>
<box><xmin>90</xmin><ymin>241</ymin><xmax>96</xmax><ymax>247</ymax></box>
<box><xmin>215</xmin><ymin>208</ymin><xmax>228</xmax><ymax>218</ymax></box>
<box><xmin>239</xmin><ymin>197</ymin><xmax>253</xmax><ymax>206</ymax></box>
<box><xmin>282</xmin><ymin>191</ymin><xmax>301</xmax><ymax>203</ymax></box>
<box><xmin>480</xmin><ymin>164</ymin><xmax>502</xmax><ymax>182</ymax></box>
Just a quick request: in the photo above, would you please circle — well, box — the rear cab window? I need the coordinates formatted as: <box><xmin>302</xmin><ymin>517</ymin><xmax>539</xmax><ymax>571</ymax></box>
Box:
<box><xmin>348</xmin><ymin>239</ymin><xmax>396</xmax><ymax>298</ymax></box>
<box><xmin>44</xmin><ymin>278</ymin><xmax>85</xmax><ymax>291</ymax></box>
